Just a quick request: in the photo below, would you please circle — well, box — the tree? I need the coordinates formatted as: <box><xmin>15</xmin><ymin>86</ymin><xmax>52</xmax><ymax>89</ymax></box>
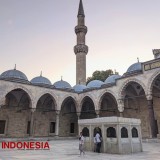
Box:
<box><xmin>86</xmin><ymin>69</ymin><xmax>118</xmax><ymax>84</ymax></box>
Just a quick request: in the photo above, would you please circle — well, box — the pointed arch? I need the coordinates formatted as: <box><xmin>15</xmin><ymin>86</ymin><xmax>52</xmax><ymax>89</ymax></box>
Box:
<box><xmin>98</xmin><ymin>90</ymin><xmax>118</xmax><ymax>110</ymax></box>
<box><xmin>80</xmin><ymin>96</ymin><xmax>96</xmax><ymax>119</ymax></box>
<box><xmin>147</xmin><ymin>69</ymin><xmax>160</xmax><ymax>95</ymax></box>
<box><xmin>5</xmin><ymin>88</ymin><xmax>32</xmax><ymax>109</ymax></box>
<box><xmin>1</xmin><ymin>85</ymin><xmax>34</xmax><ymax>108</ymax></box>
<box><xmin>99</xmin><ymin>91</ymin><xmax>118</xmax><ymax>117</ymax></box>
<box><xmin>118</xmin><ymin>78</ymin><xmax>146</xmax><ymax>98</ymax></box>
<box><xmin>79</xmin><ymin>94</ymin><xmax>97</xmax><ymax>110</ymax></box>
<box><xmin>35</xmin><ymin>92</ymin><xmax>57</xmax><ymax>111</ymax></box>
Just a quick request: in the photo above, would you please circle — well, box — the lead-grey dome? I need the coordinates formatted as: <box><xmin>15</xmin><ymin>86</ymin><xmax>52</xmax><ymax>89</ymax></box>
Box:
<box><xmin>105</xmin><ymin>74</ymin><xmax>121</xmax><ymax>84</ymax></box>
<box><xmin>31</xmin><ymin>76</ymin><xmax>52</xmax><ymax>85</ymax></box>
<box><xmin>0</xmin><ymin>69</ymin><xmax>28</xmax><ymax>81</ymax></box>
<box><xmin>54</xmin><ymin>80</ymin><xmax>72</xmax><ymax>89</ymax></box>
<box><xmin>87</xmin><ymin>80</ymin><xmax>104</xmax><ymax>88</ymax></box>
<box><xmin>73</xmin><ymin>84</ymin><xmax>87</xmax><ymax>92</ymax></box>
<box><xmin>127</xmin><ymin>62</ymin><xmax>142</xmax><ymax>73</ymax></box>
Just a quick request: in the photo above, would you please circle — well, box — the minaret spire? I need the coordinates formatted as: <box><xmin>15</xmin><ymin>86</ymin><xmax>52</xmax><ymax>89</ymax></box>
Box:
<box><xmin>74</xmin><ymin>0</ymin><xmax>88</xmax><ymax>85</ymax></box>
<box><xmin>78</xmin><ymin>0</ymin><xmax>85</xmax><ymax>17</ymax></box>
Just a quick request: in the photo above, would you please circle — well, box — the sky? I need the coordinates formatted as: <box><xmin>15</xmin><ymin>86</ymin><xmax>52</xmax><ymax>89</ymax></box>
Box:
<box><xmin>0</xmin><ymin>0</ymin><xmax>160</xmax><ymax>86</ymax></box>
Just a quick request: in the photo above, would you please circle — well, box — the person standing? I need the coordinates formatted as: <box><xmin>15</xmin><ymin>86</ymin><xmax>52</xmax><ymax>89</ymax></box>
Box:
<box><xmin>95</xmin><ymin>131</ymin><xmax>101</xmax><ymax>153</ymax></box>
<box><xmin>79</xmin><ymin>132</ymin><xmax>85</xmax><ymax>156</ymax></box>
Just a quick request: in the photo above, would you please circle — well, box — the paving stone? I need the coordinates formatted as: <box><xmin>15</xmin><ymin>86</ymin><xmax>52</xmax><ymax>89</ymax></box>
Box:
<box><xmin>0</xmin><ymin>140</ymin><xmax>160</xmax><ymax>160</ymax></box>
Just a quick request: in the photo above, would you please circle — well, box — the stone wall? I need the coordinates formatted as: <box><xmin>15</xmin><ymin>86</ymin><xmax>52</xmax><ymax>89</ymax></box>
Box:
<box><xmin>0</xmin><ymin>108</ymin><xmax>30</xmax><ymax>138</ymax></box>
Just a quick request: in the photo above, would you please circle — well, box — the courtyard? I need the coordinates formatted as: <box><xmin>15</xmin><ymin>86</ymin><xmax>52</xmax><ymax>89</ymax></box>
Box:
<box><xmin>0</xmin><ymin>139</ymin><xmax>160</xmax><ymax>160</ymax></box>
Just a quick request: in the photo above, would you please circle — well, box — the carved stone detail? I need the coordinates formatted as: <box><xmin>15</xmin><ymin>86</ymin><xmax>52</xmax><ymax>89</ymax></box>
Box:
<box><xmin>75</xmin><ymin>25</ymin><xmax>87</xmax><ymax>34</ymax></box>
<box><xmin>146</xmin><ymin>94</ymin><xmax>152</xmax><ymax>101</ymax></box>
<box><xmin>74</xmin><ymin>44</ymin><xmax>88</xmax><ymax>54</ymax></box>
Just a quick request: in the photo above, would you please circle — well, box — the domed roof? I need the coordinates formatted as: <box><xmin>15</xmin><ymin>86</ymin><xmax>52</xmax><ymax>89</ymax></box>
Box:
<box><xmin>87</xmin><ymin>80</ymin><xmax>104</xmax><ymax>88</ymax></box>
<box><xmin>31</xmin><ymin>76</ymin><xmax>52</xmax><ymax>85</ymax></box>
<box><xmin>53</xmin><ymin>80</ymin><xmax>72</xmax><ymax>89</ymax></box>
<box><xmin>105</xmin><ymin>74</ymin><xmax>121</xmax><ymax>84</ymax></box>
<box><xmin>127</xmin><ymin>62</ymin><xmax>142</xmax><ymax>73</ymax></box>
<box><xmin>0</xmin><ymin>69</ymin><xmax>28</xmax><ymax>81</ymax></box>
<box><xmin>73</xmin><ymin>84</ymin><xmax>87</xmax><ymax>92</ymax></box>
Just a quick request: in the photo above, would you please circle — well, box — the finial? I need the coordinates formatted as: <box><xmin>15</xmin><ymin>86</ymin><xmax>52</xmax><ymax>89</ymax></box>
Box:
<box><xmin>14</xmin><ymin>64</ymin><xmax>16</xmax><ymax>70</ymax></box>
<box><xmin>78</xmin><ymin>0</ymin><xmax>85</xmax><ymax>17</ymax></box>
<box><xmin>137</xmin><ymin>57</ymin><xmax>139</xmax><ymax>63</ymax></box>
<box><xmin>61</xmin><ymin>76</ymin><xmax>63</xmax><ymax>81</ymax></box>
<box><xmin>40</xmin><ymin>71</ymin><xmax>42</xmax><ymax>77</ymax></box>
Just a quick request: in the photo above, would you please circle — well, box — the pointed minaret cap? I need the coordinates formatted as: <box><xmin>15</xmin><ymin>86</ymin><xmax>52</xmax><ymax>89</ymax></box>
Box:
<box><xmin>78</xmin><ymin>0</ymin><xmax>85</xmax><ymax>17</ymax></box>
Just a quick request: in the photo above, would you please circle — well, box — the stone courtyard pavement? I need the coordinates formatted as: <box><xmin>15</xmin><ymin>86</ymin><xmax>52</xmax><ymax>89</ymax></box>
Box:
<box><xmin>0</xmin><ymin>140</ymin><xmax>160</xmax><ymax>160</ymax></box>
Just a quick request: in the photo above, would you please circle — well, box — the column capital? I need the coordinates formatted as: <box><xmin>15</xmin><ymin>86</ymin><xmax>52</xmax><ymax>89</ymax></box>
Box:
<box><xmin>117</xmin><ymin>99</ymin><xmax>124</xmax><ymax>113</ymax></box>
<box><xmin>31</xmin><ymin>108</ymin><xmax>36</xmax><ymax>113</ymax></box>
<box><xmin>0</xmin><ymin>97</ymin><xmax>5</xmax><ymax>106</ymax></box>
<box><xmin>95</xmin><ymin>110</ymin><xmax>100</xmax><ymax>118</ymax></box>
<box><xmin>146</xmin><ymin>94</ymin><xmax>152</xmax><ymax>101</ymax></box>
<box><xmin>56</xmin><ymin>110</ymin><xmax>60</xmax><ymax>115</ymax></box>
<box><xmin>77</xmin><ymin>112</ymin><xmax>81</xmax><ymax>117</ymax></box>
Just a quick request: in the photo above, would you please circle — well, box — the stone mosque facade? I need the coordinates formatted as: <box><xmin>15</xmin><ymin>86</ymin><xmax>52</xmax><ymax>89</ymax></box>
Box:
<box><xmin>0</xmin><ymin>0</ymin><xmax>160</xmax><ymax>139</ymax></box>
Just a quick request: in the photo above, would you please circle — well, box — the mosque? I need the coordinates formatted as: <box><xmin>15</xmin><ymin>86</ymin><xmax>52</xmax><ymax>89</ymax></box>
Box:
<box><xmin>0</xmin><ymin>0</ymin><xmax>160</xmax><ymax>139</ymax></box>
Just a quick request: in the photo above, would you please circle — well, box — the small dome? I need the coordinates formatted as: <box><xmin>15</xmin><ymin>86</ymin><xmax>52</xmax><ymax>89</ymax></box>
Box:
<box><xmin>0</xmin><ymin>69</ymin><xmax>28</xmax><ymax>81</ymax></box>
<box><xmin>31</xmin><ymin>76</ymin><xmax>52</xmax><ymax>85</ymax></box>
<box><xmin>127</xmin><ymin>62</ymin><xmax>142</xmax><ymax>73</ymax></box>
<box><xmin>105</xmin><ymin>74</ymin><xmax>121</xmax><ymax>84</ymax></box>
<box><xmin>87</xmin><ymin>80</ymin><xmax>104</xmax><ymax>88</ymax></box>
<box><xmin>73</xmin><ymin>84</ymin><xmax>87</xmax><ymax>92</ymax></box>
<box><xmin>53</xmin><ymin>80</ymin><xmax>71</xmax><ymax>89</ymax></box>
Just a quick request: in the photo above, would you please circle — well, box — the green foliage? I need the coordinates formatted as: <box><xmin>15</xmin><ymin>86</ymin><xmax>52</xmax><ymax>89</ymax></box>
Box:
<box><xmin>87</xmin><ymin>69</ymin><xmax>118</xmax><ymax>84</ymax></box>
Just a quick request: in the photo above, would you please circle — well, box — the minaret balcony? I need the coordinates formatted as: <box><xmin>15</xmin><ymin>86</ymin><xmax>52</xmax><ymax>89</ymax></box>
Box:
<box><xmin>75</xmin><ymin>25</ymin><xmax>87</xmax><ymax>34</ymax></box>
<box><xmin>74</xmin><ymin>44</ymin><xmax>88</xmax><ymax>54</ymax></box>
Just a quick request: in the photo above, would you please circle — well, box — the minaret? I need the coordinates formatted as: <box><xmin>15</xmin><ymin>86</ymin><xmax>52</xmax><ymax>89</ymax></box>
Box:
<box><xmin>74</xmin><ymin>0</ymin><xmax>88</xmax><ymax>85</ymax></box>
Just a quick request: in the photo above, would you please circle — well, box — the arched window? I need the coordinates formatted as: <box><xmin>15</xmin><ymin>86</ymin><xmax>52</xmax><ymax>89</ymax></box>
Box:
<box><xmin>107</xmin><ymin>127</ymin><xmax>116</xmax><ymax>138</ymax></box>
<box><xmin>121</xmin><ymin>127</ymin><xmax>128</xmax><ymax>138</ymax></box>
<box><xmin>82</xmin><ymin>127</ymin><xmax>89</xmax><ymax>137</ymax></box>
<box><xmin>132</xmin><ymin>127</ymin><xmax>138</xmax><ymax>138</ymax></box>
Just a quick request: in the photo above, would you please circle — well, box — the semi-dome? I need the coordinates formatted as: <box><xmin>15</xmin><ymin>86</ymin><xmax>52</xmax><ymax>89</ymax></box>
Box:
<box><xmin>87</xmin><ymin>80</ymin><xmax>104</xmax><ymax>88</ymax></box>
<box><xmin>127</xmin><ymin>62</ymin><xmax>142</xmax><ymax>73</ymax></box>
<box><xmin>73</xmin><ymin>84</ymin><xmax>87</xmax><ymax>92</ymax></box>
<box><xmin>105</xmin><ymin>74</ymin><xmax>121</xmax><ymax>84</ymax></box>
<box><xmin>0</xmin><ymin>69</ymin><xmax>28</xmax><ymax>81</ymax></box>
<box><xmin>53</xmin><ymin>80</ymin><xmax>72</xmax><ymax>89</ymax></box>
<box><xmin>31</xmin><ymin>76</ymin><xmax>52</xmax><ymax>85</ymax></box>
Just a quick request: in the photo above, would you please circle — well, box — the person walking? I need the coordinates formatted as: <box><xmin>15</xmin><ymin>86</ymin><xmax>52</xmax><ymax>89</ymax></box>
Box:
<box><xmin>95</xmin><ymin>131</ymin><xmax>102</xmax><ymax>153</ymax></box>
<box><xmin>79</xmin><ymin>132</ymin><xmax>85</xmax><ymax>156</ymax></box>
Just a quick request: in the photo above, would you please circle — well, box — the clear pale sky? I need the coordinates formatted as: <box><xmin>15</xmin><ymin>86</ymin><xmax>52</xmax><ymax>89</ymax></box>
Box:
<box><xmin>0</xmin><ymin>0</ymin><xmax>160</xmax><ymax>86</ymax></box>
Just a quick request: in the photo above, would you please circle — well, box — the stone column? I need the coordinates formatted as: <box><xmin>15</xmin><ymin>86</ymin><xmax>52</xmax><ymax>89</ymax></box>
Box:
<box><xmin>30</xmin><ymin>108</ymin><xmax>36</xmax><ymax>137</ymax></box>
<box><xmin>118</xmin><ymin>99</ymin><xmax>124</xmax><ymax>117</ymax></box>
<box><xmin>147</xmin><ymin>95</ymin><xmax>157</xmax><ymax>138</ymax></box>
<box><xmin>77</xmin><ymin>112</ymin><xmax>81</xmax><ymax>120</ymax></box>
<box><xmin>55</xmin><ymin>110</ymin><xmax>60</xmax><ymax>136</ymax></box>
